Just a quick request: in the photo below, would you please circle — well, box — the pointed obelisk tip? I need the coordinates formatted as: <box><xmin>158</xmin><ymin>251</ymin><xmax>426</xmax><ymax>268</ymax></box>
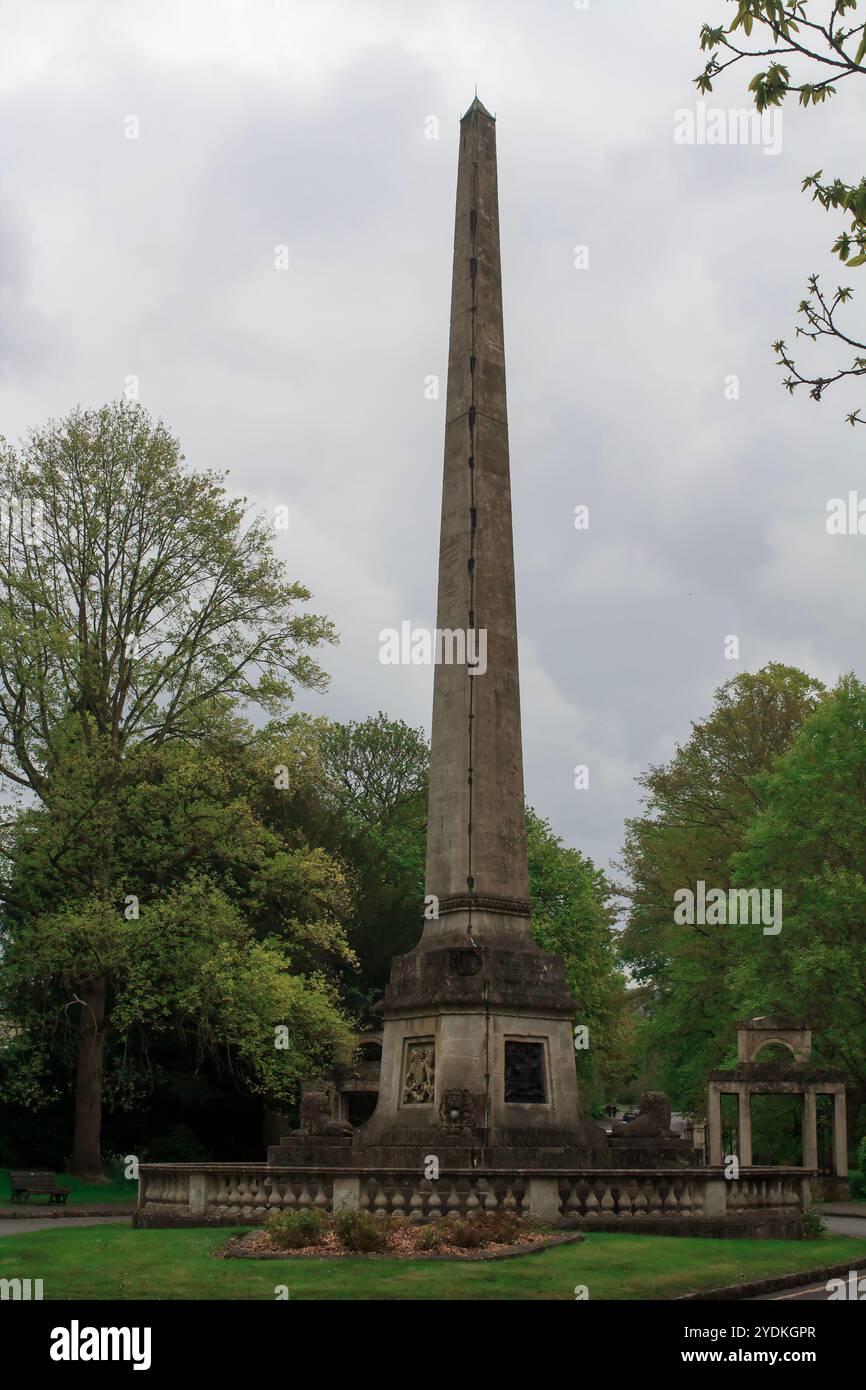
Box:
<box><xmin>461</xmin><ymin>93</ymin><xmax>495</xmax><ymax>122</ymax></box>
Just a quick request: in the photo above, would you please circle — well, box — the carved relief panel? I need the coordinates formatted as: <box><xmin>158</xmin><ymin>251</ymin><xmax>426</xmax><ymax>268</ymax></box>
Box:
<box><xmin>401</xmin><ymin>1039</ymin><xmax>436</xmax><ymax>1105</ymax></box>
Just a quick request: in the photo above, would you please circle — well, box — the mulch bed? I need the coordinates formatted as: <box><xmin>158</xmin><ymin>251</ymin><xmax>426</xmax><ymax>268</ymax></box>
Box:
<box><xmin>220</xmin><ymin>1227</ymin><xmax>583</xmax><ymax>1262</ymax></box>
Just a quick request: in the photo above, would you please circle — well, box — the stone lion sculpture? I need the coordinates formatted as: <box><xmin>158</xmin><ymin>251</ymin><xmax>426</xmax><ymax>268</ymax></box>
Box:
<box><xmin>612</xmin><ymin>1091</ymin><xmax>674</xmax><ymax>1139</ymax></box>
<box><xmin>291</xmin><ymin>1090</ymin><xmax>353</xmax><ymax>1137</ymax></box>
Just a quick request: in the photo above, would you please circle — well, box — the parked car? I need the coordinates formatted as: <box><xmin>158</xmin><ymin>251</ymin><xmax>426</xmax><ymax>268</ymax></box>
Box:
<box><xmin>621</xmin><ymin>1110</ymin><xmax>640</xmax><ymax>1123</ymax></box>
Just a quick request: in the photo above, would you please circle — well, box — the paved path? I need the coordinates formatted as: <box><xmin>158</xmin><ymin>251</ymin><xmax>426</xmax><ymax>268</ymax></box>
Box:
<box><xmin>825</xmin><ymin>1213</ymin><xmax>866</xmax><ymax>1238</ymax></box>
<box><xmin>752</xmin><ymin>1210</ymin><xmax>866</xmax><ymax>1299</ymax></box>
<box><xmin>756</xmin><ymin>1279</ymin><xmax>841</xmax><ymax>1301</ymax></box>
<box><xmin>0</xmin><ymin>1215</ymin><xmax>130</xmax><ymax>1237</ymax></box>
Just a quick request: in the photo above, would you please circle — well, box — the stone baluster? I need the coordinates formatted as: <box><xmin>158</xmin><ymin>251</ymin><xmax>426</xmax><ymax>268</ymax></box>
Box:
<box><xmin>372</xmin><ymin>1179</ymin><xmax>389</xmax><ymax>1219</ymax></box>
<box><xmin>445</xmin><ymin>1179</ymin><xmax>462</xmax><ymax>1216</ymax></box>
<box><xmin>409</xmin><ymin>1182</ymin><xmax>426</xmax><ymax>1221</ymax></box>
<box><xmin>313</xmin><ymin>1178</ymin><xmax>330</xmax><ymax>1213</ymax></box>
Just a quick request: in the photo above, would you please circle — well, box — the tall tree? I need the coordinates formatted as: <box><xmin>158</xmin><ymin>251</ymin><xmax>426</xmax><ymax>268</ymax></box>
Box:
<box><xmin>619</xmin><ymin>664</ymin><xmax>823</xmax><ymax>1110</ymax></box>
<box><xmin>730</xmin><ymin>673</ymin><xmax>866</xmax><ymax>1145</ymax></box>
<box><xmin>0</xmin><ymin>401</ymin><xmax>335</xmax><ymax>1176</ymax></box>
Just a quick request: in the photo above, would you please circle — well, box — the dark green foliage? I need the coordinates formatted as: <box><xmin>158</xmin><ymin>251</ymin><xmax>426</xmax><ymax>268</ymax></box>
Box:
<box><xmin>800</xmin><ymin>1206</ymin><xmax>827</xmax><ymax>1240</ymax></box>
<box><xmin>333</xmin><ymin>1207</ymin><xmax>387</xmax><ymax>1253</ymax></box>
<box><xmin>264</xmin><ymin>1208</ymin><xmax>329</xmax><ymax>1250</ymax></box>
<box><xmin>143</xmin><ymin>1125</ymin><xmax>212</xmax><ymax>1164</ymax></box>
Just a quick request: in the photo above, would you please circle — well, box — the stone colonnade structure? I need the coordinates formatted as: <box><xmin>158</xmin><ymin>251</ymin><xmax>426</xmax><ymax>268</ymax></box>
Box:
<box><xmin>707</xmin><ymin>1018</ymin><xmax>848</xmax><ymax>1197</ymax></box>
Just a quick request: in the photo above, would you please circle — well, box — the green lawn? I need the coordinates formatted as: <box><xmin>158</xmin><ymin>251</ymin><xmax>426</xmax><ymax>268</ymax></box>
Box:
<box><xmin>0</xmin><ymin>1168</ymin><xmax>135</xmax><ymax>1207</ymax></box>
<box><xmin>2</xmin><ymin>1224</ymin><xmax>865</xmax><ymax>1299</ymax></box>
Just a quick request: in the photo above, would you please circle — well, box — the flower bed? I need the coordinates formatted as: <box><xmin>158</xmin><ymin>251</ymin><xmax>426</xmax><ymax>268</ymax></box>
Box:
<box><xmin>220</xmin><ymin>1208</ymin><xmax>583</xmax><ymax>1261</ymax></box>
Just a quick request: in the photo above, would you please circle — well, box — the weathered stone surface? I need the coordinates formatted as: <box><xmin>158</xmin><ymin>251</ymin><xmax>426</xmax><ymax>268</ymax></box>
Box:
<box><xmin>355</xmin><ymin>98</ymin><xmax>605</xmax><ymax>1167</ymax></box>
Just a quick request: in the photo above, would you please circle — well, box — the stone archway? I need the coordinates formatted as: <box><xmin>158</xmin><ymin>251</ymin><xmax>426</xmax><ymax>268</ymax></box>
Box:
<box><xmin>707</xmin><ymin>1017</ymin><xmax>849</xmax><ymax>1198</ymax></box>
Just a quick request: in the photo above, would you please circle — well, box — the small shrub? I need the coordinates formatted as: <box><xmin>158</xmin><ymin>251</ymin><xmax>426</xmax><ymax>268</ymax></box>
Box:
<box><xmin>474</xmin><ymin>1211</ymin><xmax>522</xmax><ymax>1244</ymax></box>
<box><xmin>264</xmin><ymin>1207</ymin><xmax>330</xmax><ymax>1250</ymax></box>
<box><xmin>416</xmin><ymin>1223</ymin><xmax>445</xmax><ymax>1251</ymax></box>
<box><xmin>334</xmin><ymin>1207</ymin><xmax>387</xmax><ymax>1253</ymax></box>
<box><xmin>448</xmin><ymin>1218</ymin><xmax>488</xmax><ymax>1249</ymax></box>
<box><xmin>857</xmin><ymin>1135</ymin><xmax>866</xmax><ymax>1175</ymax></box>
<box><xmin>801</xmin><ymin>1204</ymin><xmax>827</xmax><ymax>1239</ymax></box>
<box><xmin>432</xmin><ymin>1212</ymin><xmax>523</xmax><ymax>1249</ymax></box>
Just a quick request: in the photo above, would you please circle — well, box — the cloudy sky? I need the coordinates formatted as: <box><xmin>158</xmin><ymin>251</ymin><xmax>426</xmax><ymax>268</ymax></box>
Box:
<box><xmin>1</xmin><ymin>0</ymin><xmax>864</xmax><ymax>878</ymax></box>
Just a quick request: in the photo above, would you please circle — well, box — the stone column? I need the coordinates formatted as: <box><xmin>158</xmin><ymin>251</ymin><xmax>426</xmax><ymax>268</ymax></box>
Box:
<box><xmin>737</xmin><ymin>1087</ymin><xmax>752</xmax><ymax>1167</ymax></box>
<box><xmin>707</xmin><ymin>1084</ymin><xmax>722</xmax><ymax>1166</ymax></box>
<box><xmin>802</xmin><ymin>1088</ymin><xmax>818</xmax><ymax>1169</ymax></box>
<box><xmin>832</xmin><ymin>1087</ymin><xmax>848</xmax><ymax>1178</ymax></box>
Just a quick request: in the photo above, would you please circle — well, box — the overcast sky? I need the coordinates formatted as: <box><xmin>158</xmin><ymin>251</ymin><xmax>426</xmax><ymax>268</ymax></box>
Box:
<box><xmin>1</xmin><ymin>0</ymin><xmax>864</xmax><ymax>879</ymax></box>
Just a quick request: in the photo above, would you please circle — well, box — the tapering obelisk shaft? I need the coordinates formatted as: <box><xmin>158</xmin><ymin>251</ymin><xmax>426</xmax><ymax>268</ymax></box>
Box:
<box><xmin>423</xmin><ymin>98</ymin><xmax>530</xmax><ymax>935</ymax></box>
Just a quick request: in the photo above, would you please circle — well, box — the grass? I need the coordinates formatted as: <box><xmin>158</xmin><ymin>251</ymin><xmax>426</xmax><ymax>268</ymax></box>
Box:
<box><xmin>0</xmin><ymin>1167</ymin><xmax>135</xmax><ymax>1207</ymax></box>
<box><xmin>1</xmin><ymin>1224</ymin><xmax>865</xmax><ymax>1300</ymax></box>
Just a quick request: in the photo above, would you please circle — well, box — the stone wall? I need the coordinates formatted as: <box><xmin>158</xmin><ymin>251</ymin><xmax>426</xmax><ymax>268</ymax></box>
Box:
<box><xmin>135</xmin><ymin>1163</ymin><xmax>814</xmax><ymax>1238</ymax></box>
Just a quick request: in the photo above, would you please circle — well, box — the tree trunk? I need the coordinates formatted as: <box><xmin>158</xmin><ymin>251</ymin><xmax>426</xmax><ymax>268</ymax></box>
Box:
<box><xmin>70</xmin><ymin>975</ymin><xmax>108</xmax><ymax>1181</ymax></box>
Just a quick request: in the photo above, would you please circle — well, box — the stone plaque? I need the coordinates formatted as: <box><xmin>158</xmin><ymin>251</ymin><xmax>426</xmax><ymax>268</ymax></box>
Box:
<box><xmin>504</xmin><ymin>1041</ymin><xmax>546</xmax><ymax>1104</ymax></box>
<box><xmin>402</xmin><ymin>1040</ymin><xmax>435</xmax><ymax>1105</ymax></box>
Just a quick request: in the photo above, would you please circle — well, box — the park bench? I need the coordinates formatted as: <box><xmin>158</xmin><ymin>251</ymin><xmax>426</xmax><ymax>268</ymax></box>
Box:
<box><xmin>8</xmin><ymin>1171</ymin><xmax>72</xmax><ymax>1204</ymax></box>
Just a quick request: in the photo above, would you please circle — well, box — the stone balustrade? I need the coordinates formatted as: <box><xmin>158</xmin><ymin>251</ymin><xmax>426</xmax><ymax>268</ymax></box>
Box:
<box><xmin>360</xmin><ymin>1173</ymin><xmax>527</xmax><ymax>1221</ymax></box>
<box><xmin>558</xmin><ymin>1173</ymin><xmax>709</xmax><ymax>1220</ymax></box>
<box><xmin>136</xmin><ymin>1163</ymin><xmax>815</xmax><ymax>1236</ymax></box>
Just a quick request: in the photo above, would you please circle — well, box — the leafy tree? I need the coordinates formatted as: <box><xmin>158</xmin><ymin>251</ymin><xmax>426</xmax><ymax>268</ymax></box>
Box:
<box><xmin>730</xmin><ymin>672</ymin><xmax>866</xmax><ymax>1145</ymax></box>
<box><xmin>526</xmin><ymin>808</ymin><xmax>633</xmax><ymax>1106</ymax></box>
<box><xmin>253</xmin><ymin>712</ymin><xmax>429</xmax><ymax>998</ymax></box>
<box><xmin>619</xmin><ymin>664</ymin><xmax>824</xmax><ymax>1110</ymax></box>
<box><xmin>0</xmin><ymin>401</ymin><xmax>335</xmax><ymax>1176</ymax></box>
<box><xmin>695</xmin><ymin>1</ymin><xmax>866</xmax><ymax>422</ymax></box>
<box><xmin>0</xmin><ymin>729</ymin><xmax>357</xmax><ymax>1168</ymax></box>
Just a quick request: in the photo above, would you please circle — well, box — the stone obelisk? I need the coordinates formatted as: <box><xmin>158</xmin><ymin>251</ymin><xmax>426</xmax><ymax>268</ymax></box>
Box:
<box><xmin>423</xmin><ymin>95</ymin><xmax>529</xmax><ymax>935</ymax></box>
<box><xmin>361</xmin><ymin>98</ymin><xmax>605</xmax><ymax>1165</ymax></box>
